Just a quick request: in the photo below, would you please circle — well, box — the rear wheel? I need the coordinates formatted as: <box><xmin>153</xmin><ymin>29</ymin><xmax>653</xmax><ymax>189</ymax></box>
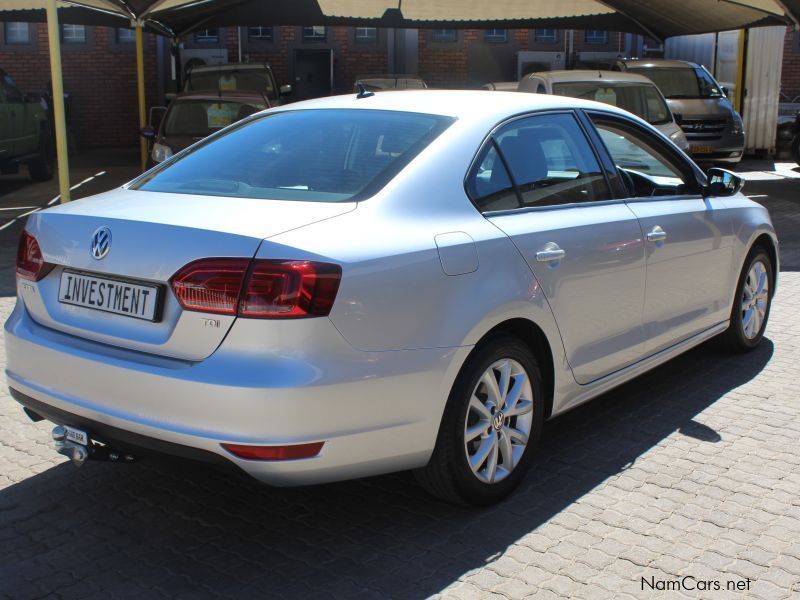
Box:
<box><xmin>414</xmin><ymin>334</ymin><xmax>544</xmax><ymax>505</ymax></box>
<box><xmin>716</xmin><ymin>247</ymin><xmax>773</xmax><ymax>352</ymax></box>
<box><xmin>28</xmin><ymin>127</ymin><xmax>54</xmax><ymax>182</ymax></box>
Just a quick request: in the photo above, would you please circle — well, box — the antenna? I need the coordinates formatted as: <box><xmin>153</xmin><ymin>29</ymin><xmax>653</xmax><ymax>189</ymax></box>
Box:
<box><xmin>356</xmin><ymin>82</ymin><xmax>375</xmax><ymax>99</ymax></box>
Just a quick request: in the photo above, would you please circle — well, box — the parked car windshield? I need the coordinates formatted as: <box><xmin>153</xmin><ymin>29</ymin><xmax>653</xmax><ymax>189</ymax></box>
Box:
<box><xmin>135</xmin><ymin>109</ymin><xmax>454</xmax><ymax>202</ymax></box>
<box><xmin>627</xmin><ymin>67</ymin><xmax>723</xmax><ymax>99</ymax></box>
<box><xmin>552</xmin><ymin>81</ymin><xmax>671</xmax><ymax>125</ymax></box>
<box><xmin>186</xmin><ymin>69</ymin><xmax>276</xmax><ymax>98</ymax></box>
<box><xmin>162</xmin><ymin>100</ymin><xmax>266</xmax><ymax>138</ymax></box>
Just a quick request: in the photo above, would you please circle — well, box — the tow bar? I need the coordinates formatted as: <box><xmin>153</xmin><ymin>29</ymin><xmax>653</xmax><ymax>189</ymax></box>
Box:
<box><xmin>52</xmin><ymin>425</ymin><xmax>136</xmax><ymax>466</ymax></box>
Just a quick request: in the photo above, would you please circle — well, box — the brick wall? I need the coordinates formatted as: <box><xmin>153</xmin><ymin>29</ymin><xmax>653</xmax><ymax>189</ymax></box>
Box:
<box><xmin>0</xmin><ymin>23</ymin><xmax>159</xmax><ymax>150</ymax></box>
<box><xmin>215</xmin><ymin>26</ymin><xmax>388</xmax><ymax>94</ymax></box>
<box><xmin>781</xmin><ymin>29</ymin><xmax>800</xmax><ymax>102</ymax></box>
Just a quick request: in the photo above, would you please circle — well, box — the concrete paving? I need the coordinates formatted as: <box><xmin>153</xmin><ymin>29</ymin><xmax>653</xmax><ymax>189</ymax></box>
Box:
<box><xmin>0</xmin><ymin>157</ymin><xmax>799</xmax><ymax>599</ymax></box>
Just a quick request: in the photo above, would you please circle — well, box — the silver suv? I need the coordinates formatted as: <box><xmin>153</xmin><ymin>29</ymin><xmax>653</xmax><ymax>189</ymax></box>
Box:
<box><xmin>613</xmin><ymin>59</ymin><xmax>745</xmax><ymax>165</ymax></box>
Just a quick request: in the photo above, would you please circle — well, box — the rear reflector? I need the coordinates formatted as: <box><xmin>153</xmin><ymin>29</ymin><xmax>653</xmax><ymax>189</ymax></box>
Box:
<box><xmin>16</xmin><ymin>230</ymin><xmax>50</xmax><ymax>281</ymax></box>
<box><xmin>170</xmin><ymin>258</ymin><xmax>341</xmax><ymax>319</ymax></box>
<box><xmin>221</xmin><ymin>441</ymin><xmax>324</xmax><ymax>461</ymax></box>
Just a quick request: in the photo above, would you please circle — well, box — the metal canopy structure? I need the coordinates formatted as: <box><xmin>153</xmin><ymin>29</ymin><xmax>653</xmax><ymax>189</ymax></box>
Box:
<box><xmin>3</xmin><ymin>0</ymin><xmax>800</xmax><ymax>39</ymax></box>
<box><xmin>2</xmin><ymin>0</ymin><xmax>800</xmax><ymax>203</ymax></box>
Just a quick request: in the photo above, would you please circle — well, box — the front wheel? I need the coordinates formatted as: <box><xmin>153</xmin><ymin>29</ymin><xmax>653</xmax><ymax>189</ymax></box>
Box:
<box><xmin>716</xmin><ymin>247</ymin><xmax>774</xmax><ymax>352</ymax></box>
<box><xmin>414</xmin><ymin>334</ymin><xmax>544</xmax><ymax>505</ymax></box>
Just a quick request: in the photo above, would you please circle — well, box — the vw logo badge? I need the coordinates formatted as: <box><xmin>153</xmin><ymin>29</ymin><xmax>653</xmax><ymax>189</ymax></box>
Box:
<box><xmin>90</xmin><ymin>226</ymin><xmax>112</xmax><ymax>260</ymax></box>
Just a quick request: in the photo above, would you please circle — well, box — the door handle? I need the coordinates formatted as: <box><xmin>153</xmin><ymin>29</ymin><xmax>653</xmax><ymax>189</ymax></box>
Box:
<box><xmin>646</xmin><ymin>226</ymin><xmax>667</xmax><ymax>243</ymax></box>
<box><xmin>536</xmin><ymin>243</ymin><xmax>566</xmax><ymax>263</ymax></box>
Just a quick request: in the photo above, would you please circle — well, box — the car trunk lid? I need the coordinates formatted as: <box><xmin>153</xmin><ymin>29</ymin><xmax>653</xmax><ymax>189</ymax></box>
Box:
<box><xmin>22</xmin><ymin>188</ymin><xmax>355</xmax><ymax>360</ymax></box>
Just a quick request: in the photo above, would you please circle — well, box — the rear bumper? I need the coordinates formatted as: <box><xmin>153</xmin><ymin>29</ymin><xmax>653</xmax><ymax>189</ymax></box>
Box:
<box><xmin>5</xmin><ymin>300</ymin><xmax>471</xmax><ymax>485</ymax></box>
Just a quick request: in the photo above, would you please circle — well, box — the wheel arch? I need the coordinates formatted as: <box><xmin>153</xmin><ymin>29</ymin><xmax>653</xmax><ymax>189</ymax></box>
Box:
<box><xmin>473</xmin><ymin>318</ymin><xmax>556</xmax><ymax>420</ymax></box>
<box><xmin>751</xmin><ymin>232</ymin><xmax>779</xmax><ymax>289</ymax></box>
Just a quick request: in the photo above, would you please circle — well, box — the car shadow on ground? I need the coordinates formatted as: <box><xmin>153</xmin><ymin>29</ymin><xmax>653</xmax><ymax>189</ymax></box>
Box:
<box><xmin>0</xmin><ymin>337</ymin><xmax>774</xmax><ymax>598</ymax></box>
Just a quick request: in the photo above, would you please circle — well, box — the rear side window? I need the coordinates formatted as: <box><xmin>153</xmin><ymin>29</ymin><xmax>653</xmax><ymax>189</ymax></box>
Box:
<box><xmin>134</xmin><ymin>109</ymin><xmax>454</xmax><ymax>202</ymax></box>
<box><xmin>551</xmin><ymin>82</ymin><xmax>671</xmax><ymax>125</ymax></box>
<box><xmin>468</xmin><ymin>112</ymin><xmax>611</xmax><ymax>211</ymax></box>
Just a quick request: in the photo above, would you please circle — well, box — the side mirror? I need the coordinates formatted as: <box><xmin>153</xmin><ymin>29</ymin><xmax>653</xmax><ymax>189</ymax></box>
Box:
<box><xmin>706</xmin><ymin>167</ymin><xmax>744</xmax><ymax>197</ymax></box>
<box><xmin>165</xmin><ymin>92</ymin><xmax>177</xmax><ymax>103</ymax></box>
<box><xmin>279</xmin><ymin>84</ymin><xmax>292</xmax><ymax>96</ymax></box>
<box><xmin>139</xmin><ymin>126</ymin><xmax>156</xmax><ymax>140</ymax></box>
<box><xmin>148</xmin><ymin>105</ymin><xmax>167</xmax><ymax>130</ymax></box>
<box><xmin>721</xmin><ymin>86</ymin><xmax>730</xmax><ymax>98</ymax></box>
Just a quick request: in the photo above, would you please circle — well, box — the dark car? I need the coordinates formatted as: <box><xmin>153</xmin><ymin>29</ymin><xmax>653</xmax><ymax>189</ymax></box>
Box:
<box><xmin>184</xmin><ymin>63</ymin><xmax>292</xmax><ymax>105</ymax></box>
<box><xmin>140</xmin><ymin>90</ymin><xmax>267</xmax><ymax>166</ymax></box>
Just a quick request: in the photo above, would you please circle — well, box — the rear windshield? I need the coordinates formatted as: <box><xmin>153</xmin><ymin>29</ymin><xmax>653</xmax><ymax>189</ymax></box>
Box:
<box><xmin>186</xmin><ymin>69</ymin><xmax>276</xmax><ymax>98</ymax></box>
<box><xmin>552</xmin><ymin>81</ymin><xmax>671</xmax><ymax>125</ymax></box>
<box><xmin>627</xmin><ymin>67</ymin><xmax>723</xmax><ymax>99</ymax></box>
<box><xmin>134</xmin><ymin>109</ymin><xmax>454</xmax><ymax>202</ymax></box>
<box><xmin>163</xmin><ymin>100</ymin><xmax>266</xmax><ymax>138</ymax></box>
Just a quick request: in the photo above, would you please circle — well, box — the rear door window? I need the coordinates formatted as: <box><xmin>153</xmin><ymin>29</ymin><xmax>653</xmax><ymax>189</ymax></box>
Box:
<box><xmin>467</xmin><ymin>112</ymin><xmax>611</xmax><ymax>211</ymax></box>
<box><xmin>134</xmin><ymin>109</ymin><xmax>454</xmax><ymax>202</ymax></box>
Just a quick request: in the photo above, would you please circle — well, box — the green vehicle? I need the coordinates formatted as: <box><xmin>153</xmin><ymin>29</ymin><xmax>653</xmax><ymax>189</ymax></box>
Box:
<box><xmin>0</xmin><ymin>68</ymin><xmax>53</xmax><ymax>181</ymax></box>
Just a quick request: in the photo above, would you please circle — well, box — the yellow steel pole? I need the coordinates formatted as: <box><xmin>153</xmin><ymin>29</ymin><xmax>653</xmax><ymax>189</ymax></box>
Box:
<box><xmin>135</xmin><ymin>21</ymin><xmax>147</xmax><ymax>172</ymax></box>
<box><xmin>45</xmin><ymin>0</ymin><xmax>70</xmax><ymax>203</ymax></box>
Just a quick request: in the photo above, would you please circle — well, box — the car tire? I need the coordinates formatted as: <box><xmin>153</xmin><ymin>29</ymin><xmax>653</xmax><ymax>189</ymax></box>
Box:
<box><xmin>792</xmin><ymin>134</ymin><xmax>800</xmax><ymax>167</ymax></box>
<box><xmin>715</xmin><ymin>246</ymin><xmax>774</xmax><ymax>352</ymax></box>
<box><xmin>28</xmin><ymin>127</ymin><xmax>55</xmax><ymax>182</ymax></box>
<box><xmin>414</xmin><ymin>334</ymin><xmax>544</xmax><ymax>506</ymax></box>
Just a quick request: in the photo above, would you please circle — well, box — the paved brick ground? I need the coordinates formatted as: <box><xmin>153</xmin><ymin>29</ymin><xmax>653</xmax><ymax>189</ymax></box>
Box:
<box><xmin>1</xmin><ymin>166</ymin><xmax>799</xmax><ymax>599</ymax></box>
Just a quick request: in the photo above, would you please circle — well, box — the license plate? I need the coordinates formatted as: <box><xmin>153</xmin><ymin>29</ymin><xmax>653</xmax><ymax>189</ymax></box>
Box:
<box><xmin>64</xmin><ymin>425</ymin><xmax>89</xmax><ymax>446</ymax></box>
<box><xmin>690</xmin><ymin>145</ymin><xmax>714</xmax><ymax>154</ymax></box>
<box><xmin>58</xmin><ymin>270</ymin><xmax>161</xmax><ymax>321</ymax></box>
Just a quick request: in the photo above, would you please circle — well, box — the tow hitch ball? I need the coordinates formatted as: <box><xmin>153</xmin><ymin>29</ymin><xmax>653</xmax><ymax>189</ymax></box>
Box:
<box><xmin>51</xmin><ymin>426</ymin><xmax>135</xmax><ymax>467</ymax></box>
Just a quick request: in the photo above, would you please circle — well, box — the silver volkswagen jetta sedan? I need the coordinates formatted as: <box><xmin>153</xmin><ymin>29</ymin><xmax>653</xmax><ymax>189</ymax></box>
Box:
<box><xmin>6</xmin><ymin>91</ymin><xmax>777</xmax><ymax>505</ymax></box>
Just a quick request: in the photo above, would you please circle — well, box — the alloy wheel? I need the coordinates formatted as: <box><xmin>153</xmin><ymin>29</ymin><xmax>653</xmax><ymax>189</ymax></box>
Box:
<box><xmin>741</xmin><ymin>259</ymin><xmax>769</xmax><ymax>340</ymax></box>
<box><xmin>464</xmin><ymin>358</ymin><xmax>534</xmax><ymax>484</ymax></box>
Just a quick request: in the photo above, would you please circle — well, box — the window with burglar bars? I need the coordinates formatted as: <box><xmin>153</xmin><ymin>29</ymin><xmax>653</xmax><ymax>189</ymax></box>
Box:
<box><xmin>431</xmin><ymin>29</ymin><xmax>457</xmax><ymax>43</ymax></box>
<box><xmin>535</xmin><ymin>29</ymin><xmax>558</xmax><ymax>44</ymax></box>
<box><xmin>585</xmin><ymin>30</ymin><xmax>609</xmax><ymax>45</ymax></box>
<box><xmin>194</xmin><ymin>28</ymin><xmax>220</xmax><ymax>43</ymax></box>
<box><xmin>116</xmin><ymin>28</ymin><xmax>135</xmax><ymax>43</ymax></box>
<box><xmin>4</xmin><ymin>23</ymin><xmax>30</xmax><ymax>44</ymax></box>
<box><xmin>485</xmin><ymin>29</ymin><xmax>508</xmax><ymax>43</ymax></box>
<box><xmin>303</xmin><ymin>26</ymin><xmax>327</xmax><ymax>42</ymax></box>
<box><xmin>61</xmin><ymin>24</ymin><xmax>86</xmax><ymax>44</ymax></box>
<box><xmin>354</xmin><ymin>27</ymin><xmax>378</xmax><ymax>43</ymax></box>
<box><xmin>248</xmin><ymin>26</ymin><xmax>273</xmax><ymax>41</ymax></box>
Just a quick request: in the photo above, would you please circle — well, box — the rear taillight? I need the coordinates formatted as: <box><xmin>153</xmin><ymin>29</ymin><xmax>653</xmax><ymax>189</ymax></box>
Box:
<box><xmin>170</xmin><ymin>258</ymin><xmax>250</xmax><ymax>315</ymax></box>
<box><xmin>170</xmin><ymin>258</ymin><xmax>342</xmax><ymax>319</ymax></box>
<box><xmin>239</xmin><ymin>260</ymin><xmax>341</xmax><ymax>318</ymax></box>
<box><xmin>16</xmin><ymin>231</ymin><xmax>49</xmax><ymax>281</ymax></box>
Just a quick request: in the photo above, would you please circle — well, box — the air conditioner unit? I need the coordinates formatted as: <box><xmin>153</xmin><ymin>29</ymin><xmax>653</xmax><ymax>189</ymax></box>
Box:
<box><xmin>517</xmin><ymin>51</ymin><xmax>565</xmax><ymax>79</ymax></box>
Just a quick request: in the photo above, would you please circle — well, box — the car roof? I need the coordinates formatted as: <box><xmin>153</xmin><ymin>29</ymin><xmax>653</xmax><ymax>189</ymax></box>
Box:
<box><xmin>622</xmin><ymin>58</ymin><xmax>699</xmax><ymax>69</ymax></box>
<box><xmin>189</xmin><ymin>63</ymin><xmax>273</xmax><ymax>73</ymax></box>
<box><xmin>272</xmin><ymin>89</ymin><xmax>643</xmax><ymax>123</ymax></box>
<box><xmin>527</xmin><ymin>70</ymin><xmax>656</xmax><ymax>85</ymax></box>
<box><xmin>173</xmin><ymin>90</ymin><xmax>267</xmax><ymax>103</ymax></box>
